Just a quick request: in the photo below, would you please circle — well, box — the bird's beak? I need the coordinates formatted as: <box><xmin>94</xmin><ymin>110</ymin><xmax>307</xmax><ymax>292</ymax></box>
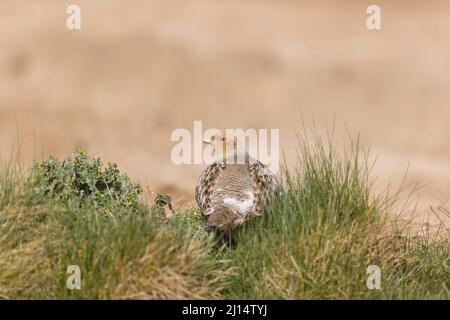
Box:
<box><xmin>203</xmin><ymin>140</ymin><xmax>211</xmax><ymax>145</ymax></box>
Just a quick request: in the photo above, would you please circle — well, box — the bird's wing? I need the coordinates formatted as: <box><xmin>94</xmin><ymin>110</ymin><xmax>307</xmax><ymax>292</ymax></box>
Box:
<box><xmin>248</xmin><ymin>161</ymin><xmax>279</xmax><ymax>215</ymax></box>
<box><xmin>195</xmin><ymin>161</ymin><xmax>226</xmax><ymax>216</ymax></box>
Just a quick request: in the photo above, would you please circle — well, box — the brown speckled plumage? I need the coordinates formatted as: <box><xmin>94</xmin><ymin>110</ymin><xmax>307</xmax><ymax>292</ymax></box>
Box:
<box><xmin>195</xmin><ymin>155</ymin><xmax>278</xmax><ymax>232</ymax></box>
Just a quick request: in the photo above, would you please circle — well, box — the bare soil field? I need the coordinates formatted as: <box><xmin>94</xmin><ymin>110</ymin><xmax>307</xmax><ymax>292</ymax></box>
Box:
<box><xmin>1</xmin><ymin>1</ymin><xmax>449</xmax><ymax>227</ymax></box>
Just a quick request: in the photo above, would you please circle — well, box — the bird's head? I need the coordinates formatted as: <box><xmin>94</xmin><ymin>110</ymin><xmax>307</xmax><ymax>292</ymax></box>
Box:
<box><xmin>203</xmin><ymin>133</ymin><xmax>244</xmax><ymax>162</ymax></box>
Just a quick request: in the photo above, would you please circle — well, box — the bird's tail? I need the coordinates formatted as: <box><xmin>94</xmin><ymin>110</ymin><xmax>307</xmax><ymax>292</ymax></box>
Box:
<box><xmin>206</xmin><ymin>206</ymin><xmax>235</xmax><ymax>231</ymax></box>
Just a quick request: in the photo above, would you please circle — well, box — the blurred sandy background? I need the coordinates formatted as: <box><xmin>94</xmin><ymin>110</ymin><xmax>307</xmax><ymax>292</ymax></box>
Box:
<box><xmin>0</xmin><ymin>1</ymin><xmax>449</xmax><ymax>225</ymax></box>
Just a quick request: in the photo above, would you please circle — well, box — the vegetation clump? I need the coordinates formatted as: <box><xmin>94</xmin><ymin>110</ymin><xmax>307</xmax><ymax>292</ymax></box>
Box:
<box><xmin>26</xmin><ymin>149</ymin><xmax>142</xmax><ymax>213</ymax></box>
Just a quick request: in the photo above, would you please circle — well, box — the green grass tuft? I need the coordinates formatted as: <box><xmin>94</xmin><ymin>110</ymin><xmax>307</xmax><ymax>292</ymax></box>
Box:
<box><xmin>221</xmin><ymin>135</ymin><xmax>448</xmax><ymax>299</ymax></box>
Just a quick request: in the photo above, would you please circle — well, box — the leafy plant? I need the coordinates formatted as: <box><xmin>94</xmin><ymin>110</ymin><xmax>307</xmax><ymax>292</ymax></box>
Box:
<box><xmin>26</xmin><ymin>149</ymin><xmax>142</xmax><ymax>213</ymax></box>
